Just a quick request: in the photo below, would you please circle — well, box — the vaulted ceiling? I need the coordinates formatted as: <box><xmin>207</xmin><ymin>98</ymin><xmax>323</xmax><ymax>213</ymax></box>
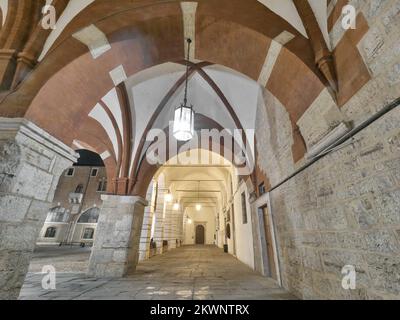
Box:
<box><xmin>0</xmin><ymin>0</ymin><xmax>339</xmax><ymax>196</ymax></box>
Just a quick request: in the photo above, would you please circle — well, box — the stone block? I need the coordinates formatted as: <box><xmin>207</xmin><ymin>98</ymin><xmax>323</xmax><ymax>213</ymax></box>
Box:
<box><xmin>302</xmin><ymin>248</ymin><xmax>322</xmax><ymax>271</ymax></box>
<box><xmin>0</xmin><ymin>195</ymin><xmax>31</xmax><ymax>222</ymax></box>
<box><xmin>365</xmin><ymin>254</ymin><xmax>400</xmax><ymax>294</ymax></box>
<box><xmin>348</xmin><ymin>198</ymin><xmax>379</xmax><ymax>229</ymax></box>
<box><xmin>91</xmin><ymin>249</ymin><xmax>114</xmax><ymax>264</ymax></box>
<box><xmin>381</xmin><ymin>1</ymin><xmax>400</xmax><ymax>35</ymax></box>
<box><xmin>320</xmin><ymin>250</ymin><xmax>369</xmax><ymax>286</ymax></box>
<box><xmin>337</xmin><ymin>232</ymin><xmax>367</xmax><ymax>250</ymax></box>
<box><xmin>311</xmin><ymin>272</ymin><xmax>332</xmax><ymax>298</ymax></box>
<box><xmin>113</xmin><ymin>249</ymin><xmax>128</xmax><ymax>263</ymax></box>
<box><xmin>374</xmin><ymin>190</ymin><xmax>400</xmax><ymax>225</ymax></box>
<box><xmin>11</xmin><ymin>163</ymin><xmax>53</xmax><ymax>201</ymax></box>
<box><xmin>320</xmin><ymin>232</ymin><xmax>338</xmax><ymax>248</ymax></box>
<box><xmin>365</xmin><ymin>230</ymin><xmax>400</xmax><ymax>254</ymax></box>
<box><xmin>317</xmin><ymin>206</ymin><xmax>348</xmax><ymax>230</ymax></box>
<box><xmin>360</xmin><ymin>26</ymin><xmax>385</xmax><ymax>63</ymax></box>
<box><xmin>0</xmin><ymin>222</ymin><xmax>40</xmax><ymax>251</ymax></box>
<box><xmin>25</xmin><ymin>199</ymin><xmax>51</xmax><ymax>222</ymax></box>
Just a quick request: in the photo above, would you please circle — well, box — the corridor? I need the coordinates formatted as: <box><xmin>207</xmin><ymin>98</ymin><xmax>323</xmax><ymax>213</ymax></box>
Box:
<box><xmin>20</xmin><ymin>246</ymin><xmax>296</xmax><ymax>300</ymax></box>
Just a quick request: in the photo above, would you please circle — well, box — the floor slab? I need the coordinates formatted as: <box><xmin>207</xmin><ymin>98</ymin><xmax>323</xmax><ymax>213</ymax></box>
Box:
<box><xmin>20</xmin><ymin>245</ymin><xmax>296</xmax><ymax>300</ymax></box>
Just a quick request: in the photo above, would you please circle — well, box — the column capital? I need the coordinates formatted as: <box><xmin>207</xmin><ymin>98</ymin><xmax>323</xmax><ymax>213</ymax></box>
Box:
<box><xmin>100</xmin><ymin>194</ymin><xmax>148</xmax><ymax>207</ymax></box>
<box><xmin>0</xmin><ymin>117</ymin><xmax>79</xmax><ymax>162</ymax></box>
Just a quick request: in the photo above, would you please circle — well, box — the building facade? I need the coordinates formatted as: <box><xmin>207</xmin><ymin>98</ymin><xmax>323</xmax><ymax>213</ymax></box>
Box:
<box><xmin>37</xmin><ymin>166</ymin><xmax>107</xmax><ymax>246</ymax></box>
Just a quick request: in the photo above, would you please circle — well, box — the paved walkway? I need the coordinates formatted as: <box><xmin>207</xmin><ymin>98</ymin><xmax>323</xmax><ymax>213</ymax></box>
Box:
<box><xmin>20</xmin><ymin>245</ymin><xmax>296</xmax><ymax>300</ymax></box>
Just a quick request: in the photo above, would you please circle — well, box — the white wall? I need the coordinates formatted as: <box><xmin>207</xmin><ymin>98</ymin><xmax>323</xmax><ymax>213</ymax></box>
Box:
<box><xmin>0</xmin><ymin>0</ymin><xmax>8</xmax><ymax>26</ymax></box>
<box><xmin>37</xmin><ymin>222</ymin><xmax>68</xmax><ymax>244</ymax></box>
<box><xmin>232</xmin><ymin>181</ymin><xmax>255</xmax><ymax>269</ymax></box>
<box><xmin>183</xmin><ymin>207</ymin><xmax>216</xmax><ymax>245</ymax></box>
<box><xmin>72</xmin><ymin>223</ymin><xmax>97</xmax><ymax>243</ymax></box>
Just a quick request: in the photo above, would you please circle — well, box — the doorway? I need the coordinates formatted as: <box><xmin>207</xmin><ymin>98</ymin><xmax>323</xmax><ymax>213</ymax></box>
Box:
<box><xmin>259</xmin><ymin>205</ymin><xmax>277</xmax><ymax>279</ymax></box>
<box><xmin>195</xmin><ymin>225</ymin><xmax>205</xmax><ymax>245</ymax></box>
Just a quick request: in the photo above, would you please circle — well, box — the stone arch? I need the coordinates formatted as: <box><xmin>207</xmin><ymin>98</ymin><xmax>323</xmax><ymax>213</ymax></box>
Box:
<box><xmin>132</xmin><ymin>114</ymin><xmax>254</xmax><ymax>197</ymax></box>
<box><xmin>77</xmin><ymin>207</ymin><xmax>100</xmax><ymax>224</ymax></box>
<box><xmin>0</xmin><ymin>1</ymin><xmax>325</xmax><ymax>147</ymax></box>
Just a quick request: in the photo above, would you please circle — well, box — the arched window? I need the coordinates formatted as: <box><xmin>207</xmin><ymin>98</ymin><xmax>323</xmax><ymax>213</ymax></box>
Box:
<box><xmin>44</xmin><ymin>227</ymin><xmax>57</xmax><ymax>238</ymax></box>
<box><xmin>45</xmin><ymin>207</ymin><xmax>70</xmax><ymax>223</ymax></box>
<box><xmin>75</xmin><ymin>184</ymin><xmax>84</xmax><ymax>193</ymax></box>
<box><xmin>78</xmin><ymin>207</ymin><xmax>100</xmax><ymax>223</ymax></box>
<box><xmin>82</xmin><ymin>228</ymin><xmax>95</xmax><ymax>239</ymax></box>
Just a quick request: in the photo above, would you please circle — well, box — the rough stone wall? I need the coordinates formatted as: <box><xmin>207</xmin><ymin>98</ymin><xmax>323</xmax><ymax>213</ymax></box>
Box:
<box><xmin>271</xmin><ymin>107</ymin><xmax>400</xmax><ymax>299</ymax></box>
<box><xmin>255</xmin><ymin>89</ymin><xmax>294</xmax><ymax>187</ymax></box>
<box><xmin>254</xmin><ymin>0</ymin><xmax>400</xmax><ymax>299</ymax></box>
<box><xmin>0</xmin><ymin>120</ymin><xmax>76</xmax><ymax>299</ymax></box>
<box><xmin>341</xmin><ymin>0</ymin><xmax>400</xmax><ymax>123</ymax></box>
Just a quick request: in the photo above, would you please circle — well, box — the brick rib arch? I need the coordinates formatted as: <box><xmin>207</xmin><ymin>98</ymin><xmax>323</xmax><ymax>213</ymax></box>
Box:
<box><xmin>0</xmin><ymin>0</ymin><xmax>328</xmax><ymax>197</ymax></box>
<box><xmin>132</xmin><ymin>114</ymin><xmax>253</xmax><ymax>197</ymax></box>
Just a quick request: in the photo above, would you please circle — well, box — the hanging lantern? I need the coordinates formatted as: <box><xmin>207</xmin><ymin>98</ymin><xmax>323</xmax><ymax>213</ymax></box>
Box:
<box><xmin>173</xmin><ymin>38</ymin><xmax>195</xmax><ymax>142</ymax></box>
<box><xmin>173</xmin><ymin>103</ymin><xmax>194</xmax><ymax>141</ymax></box>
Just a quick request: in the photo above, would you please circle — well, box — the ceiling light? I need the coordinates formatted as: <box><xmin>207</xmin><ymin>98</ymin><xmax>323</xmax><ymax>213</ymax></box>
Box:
<box><xmin>173</xmin><ymin>202</ymin><xmax>180</xmax><ymax>211</ymax></box>
<box><xmin>187</xmin><ymin>218</ymin><xmax>193</xmax><ymax>224</ymax></box>
<box><xmin>173</xmin><ymin>38</ymin><xmax>195</xmax><ymax>142</ymax></box>
<box><xmin>165</xmin><ymin>192</ymin><xmax>173</xmax><ymax>203</ymax></box>
<box><xmin>195</xmin><ymin>181</ymin><xmax>201</xmax><ymax>211</ymax></box>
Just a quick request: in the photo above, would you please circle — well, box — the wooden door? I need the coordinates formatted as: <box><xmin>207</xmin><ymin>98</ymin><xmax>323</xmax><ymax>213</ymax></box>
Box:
<box><xmin>262</xmin><ymin>206</ymin><xmax>277</xmax><ymax>279</ymax></box>
<box><xmin>195</xmin><ymin>225</ymin><xmax>205</xmax><ymax>245</ymax></box>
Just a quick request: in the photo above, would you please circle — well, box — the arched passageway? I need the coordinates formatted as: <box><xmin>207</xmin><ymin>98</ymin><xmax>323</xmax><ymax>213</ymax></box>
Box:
<box><xmin>1</xmin><ymin>0</ymin><xmax>399</xmax><ymax>301</ymax></box>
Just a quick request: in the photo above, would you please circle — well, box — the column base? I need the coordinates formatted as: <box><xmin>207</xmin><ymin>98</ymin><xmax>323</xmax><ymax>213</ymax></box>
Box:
<box><xmin>87</xmin><ymin>195</ymin><xmax>147</xmax><ymax>278</ymax></box>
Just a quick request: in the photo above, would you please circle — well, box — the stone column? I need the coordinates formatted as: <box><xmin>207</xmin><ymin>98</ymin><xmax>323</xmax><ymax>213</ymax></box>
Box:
<box><xmin>153</xmin><ymin>188</ymin><xmax>166</xmax><ymax>254</ymax></box>
<box><xmin>87</xmin><ymin>195</ymin><xmax>148</xmax><ymax>278</ymax></box>
<box><xmin>0</xmin><ymin>118</ymin><xmax>78</xmax><ymax>300</ymax></box>
<box><xmin>138</xmin><ymin>181</ymin><xmax>156</xmax><ymax>262</ymax></box>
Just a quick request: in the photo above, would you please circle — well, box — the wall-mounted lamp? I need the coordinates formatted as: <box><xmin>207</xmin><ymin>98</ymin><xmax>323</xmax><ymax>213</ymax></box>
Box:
<box><xmin>173</xmin><ymin>201</ymin><xmax>180</xmax><ymax>211</ymax></box>
<box><xmin>165</xmin><ymin>191</ymin><xmax>173</xmax><ymax>203</ymax></box>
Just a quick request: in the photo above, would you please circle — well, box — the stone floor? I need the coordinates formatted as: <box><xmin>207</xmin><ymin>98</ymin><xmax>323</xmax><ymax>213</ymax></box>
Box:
<box><xmin>20</xmin><ymin>245</ymin><xmax>296</xmax><ymax>300</ymax></box>
<box><xmin>28</xmin><ymin>245</ymin><xmax>91</xmax><ymax>273</ymax></box>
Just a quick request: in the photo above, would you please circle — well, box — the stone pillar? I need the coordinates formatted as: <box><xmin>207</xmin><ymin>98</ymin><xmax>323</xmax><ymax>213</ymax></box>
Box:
<box><xmin>138</xmin><ymin>181</ymin><xmax>155</xmax><ymax>261</ymax></box>
<box><xmin>153</xmin><ymin>188</ymin><xmax>166</xmax><ymax>254</ymax></box>
<box><xmin>87</xmin><ymin>195</ymin><xmax>148</xmax><ymax>278</ymax></box>
<box><xmin>0</xmin><ymin>118</ymin><xmax>78</xmax><ymax>300</ymax></box>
